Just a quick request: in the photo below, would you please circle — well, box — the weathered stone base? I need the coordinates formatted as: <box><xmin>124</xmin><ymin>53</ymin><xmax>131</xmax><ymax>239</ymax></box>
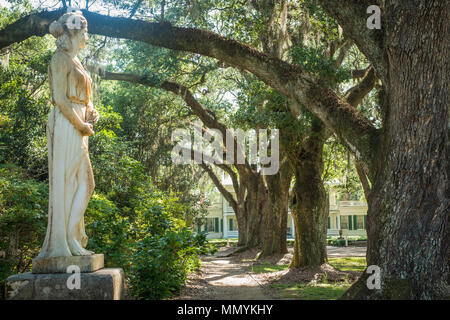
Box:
<box><xmin>32</xmin><ymin>254</ymin><xmax>104</xmax><ymax>273</ymax></box>
<box><xmin>5</xmin><ymin>268</ymin><xmax>124</xmax><ymax>300</ymax></box>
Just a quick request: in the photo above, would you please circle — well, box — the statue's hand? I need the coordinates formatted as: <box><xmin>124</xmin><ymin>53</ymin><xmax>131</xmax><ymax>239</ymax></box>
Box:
<box><xmin>87</xmin><ymin>108</ymin><xmax>99</xmax><ymax>125</ymax></box>
<box><xmin>79</xmin><ymin>122</ymin><xmax>95</xmax><ymax>136</ymax></box>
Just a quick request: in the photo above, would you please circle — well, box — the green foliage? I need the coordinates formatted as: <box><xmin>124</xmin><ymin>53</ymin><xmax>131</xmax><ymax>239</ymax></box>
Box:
<box><xmin>84</xmin><ymin>194</ymin><xmax>131</xmax><ymax>269</ymax></box>
<box><xmin>329</xmin><ymin>238</ymin><xmax>346</xmax><ymax>247</ymax></box>
<box><xmin>128</xmin><ymin>222</ymin><xmax>205</xmax><ymax>299</ymax></box>
<box><xmin>0</xmin><ymin>162</ymin><xmax>207</xmax><ymax>300</ymax></box>
<box><xmin>251</xmin><ymin>262</ymin><xmax>289</xmax><ymax>274</ymax></box>
<box><xmin>86</xmin><ymin>192</ymin><xmax>208</xmax><ymax>300</ymax></box>
<box><xmin>298</xmin><ymin>0</ymin><xmax>340</xmax><ymax>40</ymax></box>
<box><xmin>290</xmin><ymin>45</ymin><xmax>350</xmax><ymax>85</ymax></box>
<box><xmin>0</xmin><ymin>164</ymin><xmax>47</xmax><ymax>285</ymax></box>
<box><xmin>323</xmin><ymin>137</ymin><xmax>365</xmax><ymax>201</ymax></box>
<box><xmin>0</xmin><ymin>67</ymin><xmax>51</xmax><ymax>179</ymax></box>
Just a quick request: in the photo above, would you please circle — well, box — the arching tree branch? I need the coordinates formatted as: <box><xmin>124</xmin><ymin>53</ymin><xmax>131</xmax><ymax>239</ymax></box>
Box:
<box><xmin>94</xmin><ymin>68</ymin><xmax>253</xmax><ymax>212</ymax></box>
<box><xmin>0</xmin><ymin>8</ymin><xmax>379</xmax><ymax>170</ymax></box>
<box><xmin>92</xmin><ymin>68</ymin><xmax>258</xmax><ymax>174</ymax></box>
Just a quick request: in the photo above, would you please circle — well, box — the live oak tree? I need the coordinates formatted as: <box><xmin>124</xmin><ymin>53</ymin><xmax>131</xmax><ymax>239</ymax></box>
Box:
<box><xmin>245</xmin><ymin>0</ymin><xmax>376</xmax><ymax>267</ymax></box>
<box><xmin>1</xmin><ymin>0</ymin><xmax>448</xmax><ymax>299</ymax></box>
<box><xmin>319</xmin><ymin>0</ymin><xmax>449</xmax><ymax>300</ymax></box>
<box><xmin>285</xmin><ymin>64</ymin><xmax>376</xmax><ymax>268</ymax></box>
<box><xmin>92</xmin><ymin>66</ymin><xmax>292</xmax><ymax>256</ymax></box>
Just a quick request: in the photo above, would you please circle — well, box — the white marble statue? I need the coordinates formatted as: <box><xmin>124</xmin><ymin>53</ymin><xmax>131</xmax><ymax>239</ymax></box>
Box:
<box><xmin>37</xmin><ymin>11</ymin><xmax>99</xmax><ymax>259</ymax></box>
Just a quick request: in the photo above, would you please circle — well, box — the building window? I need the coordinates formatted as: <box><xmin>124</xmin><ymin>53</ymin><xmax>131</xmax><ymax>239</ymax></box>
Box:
<box><xmin>205</xmin><ymin>218</ymin><xmax>220</xmax><ymax>233</ymax></box>
<box><xmin>356</xmin><ymin>215</ymin><xmax>365</xmax><ymax>229</ymax></box>
<box><xmin>228</xmin><ymin>216</ymin><xmax>238</xmax><ymax>231</ymax></box>
<box><xmin>340</xmin><ymin>215</ymin><xmax>349</xmax><ymax>229</ymax></box>
<box><xmin>206</xmin><ymin>219</ymin><xmax>215</xmax><ymax>232</ymax></box>
<box><xmin>338</xmin><ymin>215</ymin><xmax>366</xmax><ymax>230</ymax></box>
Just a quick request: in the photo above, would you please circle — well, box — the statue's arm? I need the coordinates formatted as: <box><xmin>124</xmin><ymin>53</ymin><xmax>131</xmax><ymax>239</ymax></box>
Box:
<box><xmin>51</xmin><ymin>52</ymin><xmax>94</xmax><ymax>136</ymax></box>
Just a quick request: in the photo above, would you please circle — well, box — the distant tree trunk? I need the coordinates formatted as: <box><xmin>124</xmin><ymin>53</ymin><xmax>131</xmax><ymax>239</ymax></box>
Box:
<box><xmin>260</xmin><ymin>157</ymin><xmax>291</xmax><ymax>258</ymax></box>
<box><xmin>243</xmin><ymin>173</ymin><xmax>267</xmax><ymax>248</ymax></box>
<box><xmin>290</xmin><ymin>119</ymin><xmax>329</xmax><ymax>267</ymax></box>
<box><xmin>235</xmin><ymin>203</ymin><xmax>247</xmax><ymax>247</ymax></box>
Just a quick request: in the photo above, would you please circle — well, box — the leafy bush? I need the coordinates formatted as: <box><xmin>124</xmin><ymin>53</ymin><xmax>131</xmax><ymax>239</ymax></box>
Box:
<box><xmin>329</xmin><ymin>239</ymin><xmax>346</xmax><ymax>247</ymax></box>
<box><xmin>85</xmin><ymin>185</ymin><xmax>208</xmax><ymax>300</ymax></box>
<box><xmin>85</xmin><ymin>194</ymin><xmax>132</xmax><ymax>270</ymax></box>
<box><xmin>0</xmin><ymin>163</ymin><xmax>205</xmax><ymax>300</ymax></box>
<box><xmin>0</xmin><ymin>164</ymin><xmax>48</xmax><ymax>297</ymax></box>
<box><xmin>129</xmin><ymin>221</ymin><xmax>206</xmax><ymax>299</ymax></box>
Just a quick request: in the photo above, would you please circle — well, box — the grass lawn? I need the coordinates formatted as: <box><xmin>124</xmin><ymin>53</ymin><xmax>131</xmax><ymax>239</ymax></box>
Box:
<box><xmin>328</xmin><ymin>257</ymin><xmax>366</xmax><ymax>272</ymax></box>
<box><xmin>270</xmin><ymin>282</ymin><xmax>351</xmax><ymax>300</ymax></box>
<box><xmin>251</xmin><ymin>262</ymin><xmax>290</xmax><ymax>273</ymax></box>
<box><xmin>253</xmin><ymin>257</ymin><xmax>366</xmax><ymax>300</ymax></box>
<box><xmin>252</xmin><ymin>257</ymin><xmax>366</xmax><ymax>274</ymax></box>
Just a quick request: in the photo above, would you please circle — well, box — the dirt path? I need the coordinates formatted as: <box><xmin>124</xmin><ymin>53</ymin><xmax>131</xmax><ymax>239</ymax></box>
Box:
<box><xmin>173</xmin><ymin>246</ymin><xmax>366</xmax><ymax>300</ymax></box>
<box><xmin>174</xmin><ymin>248</ymin><xmax>273</xmax><ymax>300</ymax></box>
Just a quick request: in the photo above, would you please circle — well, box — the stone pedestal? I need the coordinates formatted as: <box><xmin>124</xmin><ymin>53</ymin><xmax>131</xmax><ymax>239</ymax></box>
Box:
<box><xmin>32</xmin><ymin>254</ymin><xmax>104</xmax><ymax>273</ymax></box>
<box><xmin>5</xmin><ymin>268</ymin><xmax>125</xmax><ymax>300</ymax></box>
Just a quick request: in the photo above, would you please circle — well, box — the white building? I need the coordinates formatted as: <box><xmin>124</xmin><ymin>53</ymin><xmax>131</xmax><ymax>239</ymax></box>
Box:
<box><xmin>196</xmin><ymin>176</ymin><xmax>367</xmax><ymax>239</ymax></box>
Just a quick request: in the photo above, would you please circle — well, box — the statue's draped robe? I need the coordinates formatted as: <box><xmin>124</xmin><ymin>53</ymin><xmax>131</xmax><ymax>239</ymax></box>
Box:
<box><xmin>38</xmin><ymin>50</ymin><xmax>94</xmax><ymax>258</ymax></box>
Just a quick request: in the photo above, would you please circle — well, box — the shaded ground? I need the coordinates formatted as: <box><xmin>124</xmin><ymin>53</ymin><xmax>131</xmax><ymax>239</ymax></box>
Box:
<box><xmin>172</xmin><ymin>246</ymin><xmax>366</xmax><ymax>300</ymax></box>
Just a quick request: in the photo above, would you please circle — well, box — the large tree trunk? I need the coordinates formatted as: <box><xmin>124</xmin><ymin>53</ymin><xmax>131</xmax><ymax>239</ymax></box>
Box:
<box><xmin>241</xmin><ymin>173</ymin><xmax>267</xmax><ymax>248</ymax></box>
<box><xmin>343</xmin><ymin>1</ymin><xmax>449</xmax><ymax>299</ymax></box>
<box><xmin>260</xmin><ymin>158</ymin><xmax>291</xmax><ymax>258</ymax></box>
<box><xmin>290</xmin><ymin>119</ymin><xmax>329</xmax><ymax>267</ymax></box>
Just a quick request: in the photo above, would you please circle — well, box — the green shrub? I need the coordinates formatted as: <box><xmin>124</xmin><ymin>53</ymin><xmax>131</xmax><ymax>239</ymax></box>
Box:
<box><xmin>85</xmin><ymin>194</ymin><xmax>132</xmax><ymax>269</ymax></box>
<box><xmin>0</xmin><ymin>163</ymin><xmax>206</xmax><ymax>300</ymax></box>
<box><xmin>0</xmin><ymin>164</ymin><xmax>48</xmax><ymax>295</ymax></box>
<box><xmin>129</xmin><ymin>224</ymin><xmax>205</xmax><ymax>299</ymax></box>
<box><xmin>331</xmin><ymin>239</ymin><xmax>346</xmax><ymax>247</ymax></box>
<box><xmin>86</xmin><ymin>189</ymin><xmax>207</xmax><ymax>300</ymax></box>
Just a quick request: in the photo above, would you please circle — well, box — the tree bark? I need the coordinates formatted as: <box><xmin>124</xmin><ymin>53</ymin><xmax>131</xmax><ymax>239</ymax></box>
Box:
<box><xmin>289</xmin><ymin>119</ymin><xmax>329</xmax><ymax>267</ymax></box>
<box><xmin>336</xmin><ymin>1</ymin><xmax>450</xmax><ymax>299</ymax></box>
<box><xmin>242</xmin><ymin>173</ymin><xmax>266</xmax><ymax>248</ymax></box>
<box><xmin>260</xmin><ymin>157</ymin><xmax>291</xmax><ymax>258</ymax></box>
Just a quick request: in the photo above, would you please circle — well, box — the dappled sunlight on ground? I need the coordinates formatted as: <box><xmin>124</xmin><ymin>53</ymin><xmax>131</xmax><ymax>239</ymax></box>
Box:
<box><xmin>172</xmin><ymin>245</ymin><xmax>366</xmax><ymax>300</ymax></box>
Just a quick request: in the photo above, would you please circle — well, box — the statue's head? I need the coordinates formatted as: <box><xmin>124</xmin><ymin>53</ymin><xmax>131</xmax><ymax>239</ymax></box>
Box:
<box><xmin>49</xmin><ymin>10</ymin><xmax>88</xmax><ymax>52</ymax></box>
